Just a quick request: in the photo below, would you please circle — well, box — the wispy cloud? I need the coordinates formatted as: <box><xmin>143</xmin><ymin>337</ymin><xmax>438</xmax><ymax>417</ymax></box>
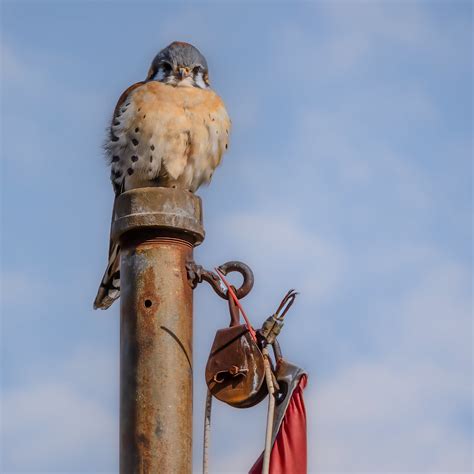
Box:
<box><xmin>278</xmin><ymin>1</ymin><xmax>470</xmax><ymax>78</ymax></box>
<box><xmin>1</xmin><ymin>43</ymin><xmax>27</xmax><ymax>83</ymax></box>
<box><xmin>223</xmin><ymin>211</ymin><xmax>344</xmax><ymax>305</ymax></box>
<box><xmin>0</xmin><ymin>270</ymin><xmax>52</xmax><ymax>308</ymax></box>
<box><xmin>310</xmin><ymin>251</ymin><xmax>472</xmax><ymax>473</ymax></box>
<box><xmin>312</xmin><ymin>361</ymin><xmax>471</xmax><ymax>472</ymax></box>
<box><xmin>1</xmin><ymin>345</ymin><xmax>118</xmax><ymax>472</ymax></box>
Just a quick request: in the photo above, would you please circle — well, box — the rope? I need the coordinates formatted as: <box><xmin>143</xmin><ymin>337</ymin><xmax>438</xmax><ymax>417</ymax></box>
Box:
<box><xmin>215</xmin><ymin>268</ymin><xmax>257</xmax><ymax>341</ymax></box>
<box><xmin>203</xmin><ymin>270</ymin><xmax>277</xmax><ymax>473</ymax></box>
<box><xmin>262</xmin><ymin>346</ymin><xmax>276</xmax><ymax>474</ymax></box>
<box><xmin>203</xmin><ymin>389</ymin><xmax>212</xmax><ymax>474</ymax></box>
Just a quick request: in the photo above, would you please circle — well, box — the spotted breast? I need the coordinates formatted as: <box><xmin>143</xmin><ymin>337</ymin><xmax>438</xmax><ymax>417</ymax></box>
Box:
<box><xmin>107</xmin><ymin>81</ymin><xmax>231</xmax><ymax>194</ymax></box>
<box><xmin>94</xmin><ymin>80</ymin><xmax>230</xmax><ymax>310</ymax></box>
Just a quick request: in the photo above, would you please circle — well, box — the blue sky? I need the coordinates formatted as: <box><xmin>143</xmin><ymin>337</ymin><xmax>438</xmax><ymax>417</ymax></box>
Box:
<box><xmin>1</xmin><ymin>1</ymin><xmax>472</xmax><ymax>472</ymax></box>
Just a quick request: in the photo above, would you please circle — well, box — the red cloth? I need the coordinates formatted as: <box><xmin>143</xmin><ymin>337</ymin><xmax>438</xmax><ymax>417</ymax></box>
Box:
<box><xmin>249</xmin><ymin>375</ymin><xmax>308</xmax><ymax>474</ymax></box>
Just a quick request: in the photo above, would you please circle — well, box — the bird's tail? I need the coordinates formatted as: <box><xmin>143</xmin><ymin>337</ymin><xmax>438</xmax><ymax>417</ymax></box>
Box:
<box><xmin>94</xmin><ymin>198</ymin><xmax>121</xmax><ymax>310</ymax></box>
<box><xmin>93</xmin><ymin>241</ymin><xmax>121</xmax><ymax>309</ymax></box>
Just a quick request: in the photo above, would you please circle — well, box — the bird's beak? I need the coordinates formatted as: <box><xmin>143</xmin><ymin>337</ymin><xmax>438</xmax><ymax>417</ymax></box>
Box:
<box><xmin>178</xmin><ymin>67</ymin><xmax>191</xmax><ymax>79</ymax></box>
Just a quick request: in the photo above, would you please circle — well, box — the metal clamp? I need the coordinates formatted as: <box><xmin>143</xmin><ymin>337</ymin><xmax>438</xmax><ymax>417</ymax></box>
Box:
<box><xmin>186</xmin><ymin>260</ymin><xmax>254</xmax><ymax>300</ymax></box>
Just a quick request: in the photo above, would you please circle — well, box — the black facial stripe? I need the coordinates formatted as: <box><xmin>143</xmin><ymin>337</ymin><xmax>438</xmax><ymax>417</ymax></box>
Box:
<box><xmin>153</xmin><ymin>68</ymin><xmax>209</xmax><ymax>89</ymax></box>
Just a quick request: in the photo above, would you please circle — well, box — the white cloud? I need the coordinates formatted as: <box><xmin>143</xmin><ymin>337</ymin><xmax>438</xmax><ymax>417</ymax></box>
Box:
<box><xmin>223</xmin><ymin>211</ymin><xmax>345</xmax><ymax>305</ymax></box>
<box><xmin>2</xmin><ymin>383</ymin><xmax>117</xmax><ymax>472</ymax></box>
<box><xmin>395</xmin><ymin>260</ymin><xmax>471</xmax><ymax>367</ymax></box>
<box><xmin>1</xmin><ymin>345</ymin><xmax>118</xmax><ymax>472</ymax></box>
<box><xmin>308</xmin><ymin>253</ymin><xmax>472</xmax><ymax>473</ymax></box>
<box><xmin>278</xmin><ymin>2</ymin><xmax>467</xmax><ymax>77</ymax></box>
<box><xmin>0</xmin><ymin>41</ymin><xmax>49</xmax><ymax>92</ymax></box>
<box><xmin>1</xmin><ymin>43</ymin><xmax>27</xmax><ymax>83</ymax></box>
<box><xmin>311</xmin><ymin>363</ymin><xmax>472</xmax><ymax>473</ymax></box>
<box><xmin>0</xmin><ymin>270</ymin><xmax>52</xmax><ymax>308</ymax></box>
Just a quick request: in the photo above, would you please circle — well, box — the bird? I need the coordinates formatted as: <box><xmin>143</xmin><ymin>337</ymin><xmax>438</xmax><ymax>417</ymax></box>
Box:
<box><xmin>94</xmin><ymin>42</ymin><xmax>231</xmax><ymax>310</ymax></box>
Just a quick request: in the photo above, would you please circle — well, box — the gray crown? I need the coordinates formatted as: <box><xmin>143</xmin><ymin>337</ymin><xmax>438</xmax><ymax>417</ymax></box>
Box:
<box><xmin>147</xmin><ymin>42</ymin><xmax>208</xmax><ymax>80</ymax></box>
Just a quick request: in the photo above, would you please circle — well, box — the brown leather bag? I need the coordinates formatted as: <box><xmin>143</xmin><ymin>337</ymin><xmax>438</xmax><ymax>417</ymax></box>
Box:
<box><xmin>205</xmin><ymin>294</ymin><xmax>267</xmax><ymax>408</ymax></box>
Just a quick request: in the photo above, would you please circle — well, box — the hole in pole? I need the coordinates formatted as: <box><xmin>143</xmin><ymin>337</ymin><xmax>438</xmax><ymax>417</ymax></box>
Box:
<box><xmin>144</xmin><ymin>299</ymin><xmax>152</xmax><ymax>308</ymax></box>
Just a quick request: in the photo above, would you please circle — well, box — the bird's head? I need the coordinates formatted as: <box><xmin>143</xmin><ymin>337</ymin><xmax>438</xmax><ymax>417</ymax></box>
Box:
<box><xmin>146</xmin><ymin>42</ymin><xmax>210</xmax><ymax>89</ymax></box>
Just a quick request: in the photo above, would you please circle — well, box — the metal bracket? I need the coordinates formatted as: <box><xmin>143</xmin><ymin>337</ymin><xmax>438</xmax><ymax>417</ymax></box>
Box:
<box><xmin>186</xmin><ymin>260</ymin><xmax>254</xmax><ymax>300</ymax></box>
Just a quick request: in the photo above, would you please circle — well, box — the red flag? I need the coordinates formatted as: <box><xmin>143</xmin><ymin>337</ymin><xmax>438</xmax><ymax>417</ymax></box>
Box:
<box><xmin>249</xmin><ymin>375</ymin><xmax>308</xmax><ymax>474</ymax></box>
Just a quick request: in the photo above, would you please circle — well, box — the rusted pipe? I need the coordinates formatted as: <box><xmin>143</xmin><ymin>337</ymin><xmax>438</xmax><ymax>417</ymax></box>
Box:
<box><xmin>113</xmin><ymin>187</ymin><xmax>204</xmax><ymax>474</ymax></box>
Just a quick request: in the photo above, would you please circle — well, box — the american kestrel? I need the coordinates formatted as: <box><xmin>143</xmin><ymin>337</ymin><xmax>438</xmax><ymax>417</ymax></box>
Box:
<box><xmin>94</xmin><ymin>42</ymin><xmax>231</xmax><ymax>310</ymax></box>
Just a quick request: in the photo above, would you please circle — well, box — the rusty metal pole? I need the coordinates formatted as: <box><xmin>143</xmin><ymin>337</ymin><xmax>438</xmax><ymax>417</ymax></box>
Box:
<box><xmin>111</xmin><ymin>187</ymin><xmax>204</xmax><ymax>474</ymax></box>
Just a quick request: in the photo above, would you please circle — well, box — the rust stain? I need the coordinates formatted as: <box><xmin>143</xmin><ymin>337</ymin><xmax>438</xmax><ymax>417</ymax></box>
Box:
<box><xmin>120</xmin><ymin>233</ymin><xmax>193</xmax><ymax>473</ymax></box>
<box><xmin>205</xmin><ymin>325</ymin><xmax>266</xmax><ymax>408</ymax></box>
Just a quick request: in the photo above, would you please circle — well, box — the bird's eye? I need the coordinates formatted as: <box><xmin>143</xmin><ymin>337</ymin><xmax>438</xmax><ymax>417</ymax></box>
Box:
<box><xmin>161</xmin><ymin>62</ymin><xmax>171</xmax><ymax>72</ymax></box>
<box><xmin>192</xmin><ymin>66</ymin><xmax>201</xmax><ymax>75</ymax></box>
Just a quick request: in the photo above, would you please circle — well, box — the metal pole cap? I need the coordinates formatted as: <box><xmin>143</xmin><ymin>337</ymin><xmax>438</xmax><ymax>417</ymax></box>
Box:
<box><xmin>111</xmin><ymin>187</ymin><xmax>205</xmax><ymax>245</ymax></box>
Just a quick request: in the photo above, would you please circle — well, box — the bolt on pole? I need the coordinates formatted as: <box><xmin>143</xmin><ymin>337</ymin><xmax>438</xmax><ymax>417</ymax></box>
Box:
<box><xmin>111</xmin><ymin>187</ymin><xmax>205</xmax><ymax>473</ymax></box>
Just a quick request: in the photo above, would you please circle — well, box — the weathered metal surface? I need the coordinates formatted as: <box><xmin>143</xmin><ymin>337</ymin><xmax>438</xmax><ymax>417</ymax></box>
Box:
<box><xmin>205</xmin><ymin>290</ymin><xmax>267</xmax><ymax>409</ymax></box>
<box><xmin>112</xmin><ymin>187</ymin><xmax>204</xmax><ymax>244</ymax></box>
<box><xmin>120</xmin><ymin>233</ymin><xmax>193</xmax><ymax>473</ymax></box>
<box><xmin>205</xmin><ymin>324</ymin><xmax>266</xmax><ymax>408</ymax></box>
<box><xmin>118</xmin><ymin>187</ymin><xmax>202</xmax><ymax>474</ymax></box>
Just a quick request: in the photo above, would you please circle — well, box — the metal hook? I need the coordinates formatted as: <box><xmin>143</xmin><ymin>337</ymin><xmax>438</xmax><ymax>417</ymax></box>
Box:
<box><xmin>186</xmin><ymin>260</ymin><xmax>254</xmax><ymax>300</ymax></box>
<box><xmin>217</xmin><ymin>261</ymin><xmax>254</xmax><ymax>300</ymax></box>
<box><xmin>275</xmin><ymin>289</ymin><xmax>298</xmax><ymax>320</ymax></box>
